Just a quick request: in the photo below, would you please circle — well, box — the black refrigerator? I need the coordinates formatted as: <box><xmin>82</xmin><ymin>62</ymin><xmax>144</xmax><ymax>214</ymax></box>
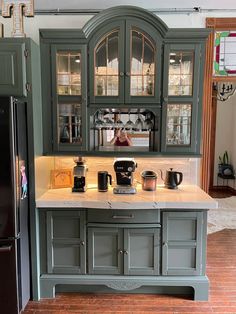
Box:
<box><xmin>0</xmin><ymin>97</ymin><xmax>30</xmax><ymax>314</ymax></box>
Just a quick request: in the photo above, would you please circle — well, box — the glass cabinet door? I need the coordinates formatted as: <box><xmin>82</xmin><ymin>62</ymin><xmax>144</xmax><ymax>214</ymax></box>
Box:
<box><xmin>125</xmin><ymin>21</ymin><xmax>160</xmax><ymax>103</ymax></box>
<box><xmin>94</xmin><ymin>30</ymin><xmax>119</xmax><ymax>97</ymax></box>
<box><xmin>168</xmin><ymin>52</ymin><xmax>194</xmax><ymax>96</ymax></box>
<box><xmin>162</xmin><ymin>43</ymin><xmax>201</xmax><ymax>154</ymax></box>
<box><xmin>130</xmin><ymin>30</ymin><xmax>155</xmax><ymax>97</ymax></box>
<box><xmin>57</xmin><ymin>51</ymin><xmax>81</xmax><ymax>95</ymax></box>
<box><xmin>89</xmin><ymin>21</ymin><xmax>125</xmax><ymax>104</ymax></box>
<box><xmin>166</xmin><ymin>104</ymin><xmax>192</xmax><ymax>146</ymax></box>
<box><xmin>51</xmin><ymin>44</ymin><xmax>87</xmax><ymax>152</ymax></box>
<box><xmin>90</xmin><ymin>20</ymin><xmax>161</xmax><ymax>104</ymax></box>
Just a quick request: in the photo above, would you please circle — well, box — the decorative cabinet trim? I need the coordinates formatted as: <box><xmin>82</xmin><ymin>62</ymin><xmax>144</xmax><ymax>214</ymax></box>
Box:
<box><xmin>106</xmin><ymin>281</ymin><xmax>142</xmax><ymax>291</ymax></box>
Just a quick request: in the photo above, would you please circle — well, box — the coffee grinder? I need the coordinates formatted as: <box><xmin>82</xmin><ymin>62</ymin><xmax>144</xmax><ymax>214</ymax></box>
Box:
<box><xmin>72</xmin><ymin>157</ymin><xmax>87</xmax><ymax>192</ymax></box>
<box><xmin>113</xmin><ymin>158</ymin><xmax>137</xmax><ymax>194</ymax></box>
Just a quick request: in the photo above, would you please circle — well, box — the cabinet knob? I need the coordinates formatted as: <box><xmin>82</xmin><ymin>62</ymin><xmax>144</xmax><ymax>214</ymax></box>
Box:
<box><xmin>125</xmin><ymin>72</ymin><xmax>130</xmax><ymax>77</ymax></box>
<box><xmin>120</xmin><ymin>72</ymin><xmax>124</xmax><ymax>77</ymax></box>
<box><xmin>163</xmin><ymin>242</ymin><xmax>167</xmax><ymax>247</ymax></box>
<box><xmin>80</xmin><ymin>241</ymin><xmax>85</xmax><ymax>246</ymax></box>
<box><xmin>123</xmin><ymin>250</ymin><xmax>128</xmax><ymax>255</ymax></box>
<box><xmin>118</xmin><ymin>249</ymin><xmax>123</xmax><ymax>254</ymax></box>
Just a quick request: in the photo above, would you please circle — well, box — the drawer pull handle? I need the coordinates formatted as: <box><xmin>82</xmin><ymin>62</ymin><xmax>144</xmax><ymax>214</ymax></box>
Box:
<box><xmin>0</xmin><ymin>245</ymin><xmax>12</xmax><ymax>253</ymax></box>
<box><xmin>112</xmin><ymin>214</ymin><xmax>134</xmax><ymax>219</ymax></box>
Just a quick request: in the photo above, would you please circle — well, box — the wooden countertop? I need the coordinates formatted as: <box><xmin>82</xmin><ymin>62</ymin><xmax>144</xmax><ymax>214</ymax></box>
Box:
<box><xmin>36</xmin><ymin>184</ymin><xmax>218</xmax><ymax>210</ymax></box>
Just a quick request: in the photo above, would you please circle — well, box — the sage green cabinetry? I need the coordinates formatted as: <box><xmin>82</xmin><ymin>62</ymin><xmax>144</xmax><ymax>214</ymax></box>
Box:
<box><xmin>162</xmin><ymin>211</ymin><xmax>206</xmax><ymax>276</ymax></box>
<box><xmin>88</xmin><ymin>226</ymin><xmax>160</xmax><ymax>275</ymax></box>
<box><xmin>40</xmin><ymin>6</ymin><xmax>209</xmax><ymax>155</ymax></box>
<box><xmin>89</xmin><ymin>18</ymin><xmax>161</xmax><ymax>104</ymax></box>
<box><xmin>42</xmin><ymin>210</ymin><xmax>86</xmax><ymax>274</ymax></box>
<box><xmin>42</xmin><ymin>42</ymin><xmax>87</xmax><ymax>153</ymax></box>
<box><xmin>161</xmin><ymin>41</ymin><xmax>205</xmax><ymax>154</ymax></box>
<box><xmin>51</xmin><ymin>44</ymin><xmax>87</xmax><ymax>152</ymax></box>
<box><xmin>38</xmin><ymin>207</ymin><xmax>208</xmax><ymax>301</ymax></box>
<box><xmin>0</xmin><ymin>42</ymin><xmax>27</xmax><ymax>96</ymax></box>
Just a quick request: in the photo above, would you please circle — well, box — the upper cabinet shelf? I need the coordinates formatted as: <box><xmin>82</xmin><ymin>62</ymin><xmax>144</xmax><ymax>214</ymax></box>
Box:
<box><xmin>39</xmin><ymin>6</ymin><xmax>210</xmax><ymax>155</ymax></box>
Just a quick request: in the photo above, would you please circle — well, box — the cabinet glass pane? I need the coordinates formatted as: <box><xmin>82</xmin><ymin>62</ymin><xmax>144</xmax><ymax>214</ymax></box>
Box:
<box><xmin>95</xmin><ymin>30</ymin><xmax>119</xmax><ymax>96</ymax></box>
<box><xmin>131</xmin><ymin>30</ymin><xmax>155</xmax><ymax>96</ymax></box>
<box><xmin>166</xmin><ymin>104</ymin><xmax>191</xmax><ymax>146</ymax></box>
<box><xmin>57</xmin><ymin>52</ymin><xmax>81</xmax><ymax>95</ymax></box>
<box><xmin>58</xmin><ymin>104</ymin><xmax>82</xmax><ymax>145</ymax></box>
<box><xmin>168</xmin><ymin>52</ymin><xmax>193</xmax><ymax>96</ymax></box>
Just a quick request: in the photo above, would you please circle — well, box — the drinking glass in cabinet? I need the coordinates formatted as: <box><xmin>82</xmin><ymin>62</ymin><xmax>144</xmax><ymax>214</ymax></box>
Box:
<box><xmin>57</xmin><ymin>52</ymin><xmax>81</xmax><ymax>95</ymax></box>
<box><xmin>94</xmin><ymin>31</ymin><xmax>119</xmax><ymax>96</ymax></box>
<box><xmin>90</xmin><ymin>108</ymin><xmax>158</xmax><ymax>152</ymax></box>
<box><xmin>58</xmin><ymin>104</ymin><xmax>82</xmax><ymax>144</ymax></box>
<box><xmin>166</xmin><ymin>104</ymin><xmax>191</xmax><ymax>146</ymax></box>
<box><xmin>131</xmin><ymin>30</ymin><xmax>155</xmax><ymax>96</ymax></box>
<box><xmin>168</xmin><ymin>52</ymin><xmax>193</xmax><ymax>96</ymax></box>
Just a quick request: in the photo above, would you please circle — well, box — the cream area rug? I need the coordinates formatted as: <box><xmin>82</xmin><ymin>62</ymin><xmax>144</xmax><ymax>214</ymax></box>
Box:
<box><xmin>208</xmin><ymin>196</ymin><xmax>236</xmax><ymax>234</ymax></box>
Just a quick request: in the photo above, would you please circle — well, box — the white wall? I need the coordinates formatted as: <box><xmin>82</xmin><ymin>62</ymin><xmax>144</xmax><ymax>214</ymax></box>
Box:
<box><xmin>214</xmin><ymin>92</ymin><xmax>236</xmax><ymax>188</ymax></box>
<box><xmin>1</xmin><ymin>11</ymin><xmax>236</xmax><ymax>43</ymax></box>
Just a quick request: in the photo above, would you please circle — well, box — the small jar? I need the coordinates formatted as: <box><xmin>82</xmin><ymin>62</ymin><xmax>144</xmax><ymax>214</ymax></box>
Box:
<box><xmin>141</xmin><ymin>170</ymin><xmax>157</xmax><ymax>191</ymax></box>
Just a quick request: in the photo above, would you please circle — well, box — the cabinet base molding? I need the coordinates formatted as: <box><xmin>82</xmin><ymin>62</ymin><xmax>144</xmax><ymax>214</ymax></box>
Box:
<box><xmin>40</xmin><ymin>274</ymin><xmax>209</xmax><ymax>301</ymax></box>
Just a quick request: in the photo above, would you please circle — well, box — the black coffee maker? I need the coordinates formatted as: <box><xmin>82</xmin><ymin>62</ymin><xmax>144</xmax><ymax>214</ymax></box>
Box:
<box><xmin>113</xmin><ymin>158</ymin><xmax>137</xmax><ymax>194</ymax></box>
<box><xmin>72</xmin><ymin>157</ymin><xmax>87</xmax><ymax>192</ymax></box>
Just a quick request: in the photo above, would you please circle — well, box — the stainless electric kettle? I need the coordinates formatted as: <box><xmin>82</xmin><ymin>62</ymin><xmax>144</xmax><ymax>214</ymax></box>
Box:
<box><xmin>160</xmin><ymin>168</ymin><xmax>183</xmax><ymax>189</ymax></box>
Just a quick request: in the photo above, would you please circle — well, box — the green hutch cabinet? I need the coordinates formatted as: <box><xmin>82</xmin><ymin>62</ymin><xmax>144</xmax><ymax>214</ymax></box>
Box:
<box><xmin>40</xmin><ymin>6</ymin><xmax>210</xmax><ymax>155</ymax></box>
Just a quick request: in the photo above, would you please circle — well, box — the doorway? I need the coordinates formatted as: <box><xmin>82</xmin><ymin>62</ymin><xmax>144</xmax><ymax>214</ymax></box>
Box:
<box><xmin>208</xmin><ymin>82</ymin><xmax>236</xmax><ymax>197</ymax></box>
<box><xmin>201</xmin><ymin>18</ymin><xmax>236</xmax><ymax>195</ymax></box>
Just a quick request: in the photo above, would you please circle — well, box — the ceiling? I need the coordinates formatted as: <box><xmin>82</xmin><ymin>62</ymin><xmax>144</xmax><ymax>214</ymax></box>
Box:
<box><xmin>32</xmin><ymin>0</ymin><xmax>236</xmax><ymax>11</ymax></box>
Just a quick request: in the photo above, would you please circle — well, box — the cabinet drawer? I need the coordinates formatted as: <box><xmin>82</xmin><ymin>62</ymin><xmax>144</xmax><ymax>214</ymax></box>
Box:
<box><xmin>87</xmin><ymin>209</ymin><xmax>160</xmax><ymax>224</ymax></box>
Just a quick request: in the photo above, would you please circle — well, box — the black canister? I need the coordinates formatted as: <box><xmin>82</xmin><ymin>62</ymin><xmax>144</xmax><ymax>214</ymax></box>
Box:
<box><xmin>98</xmin><ymin>171</ymin><xmax>112</xmax><ymax>192</ymax></box>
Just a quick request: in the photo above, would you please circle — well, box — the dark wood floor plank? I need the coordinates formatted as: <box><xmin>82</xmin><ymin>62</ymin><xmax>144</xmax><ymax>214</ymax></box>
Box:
<box><xmin>23</xmin><ymin>229</ymin><xmax>236</xmax><ymax>314</ymax></box>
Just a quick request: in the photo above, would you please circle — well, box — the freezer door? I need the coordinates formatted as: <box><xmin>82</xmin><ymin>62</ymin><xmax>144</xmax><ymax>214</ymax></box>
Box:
<box><xmin>0</xmin><ymin>239</ymin><xmax>19</xmax><ymax>314</ymax></box>
<box><xmin>0</xmin><ymin>97</ymin><xmax>17</xmax><ymax>238</ymax></box>
<box><xmin>0</xmin><ymin>97</ymin><xmax>29</xmax><ymax>238</ymax></box>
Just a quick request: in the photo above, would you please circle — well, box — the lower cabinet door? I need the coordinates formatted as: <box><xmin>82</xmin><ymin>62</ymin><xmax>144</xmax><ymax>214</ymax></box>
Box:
<box><xmin>46</xmin><ymin>211</ymin><xmax>86</xmax><ymax>274</ymax></box>
<box><xmin>124</xmin><ymin>228</ymin><xmax>160</xmax><ymax>275</ymax></box>
<box><xmin>88</xmin><ymin>227</ymin><xmax>123</xmax><ymax>275</ymax></box>
<box><xmin>162</xmin><ymin>211</ymin><xmax>204</xmax><ymax>275</ymax></box>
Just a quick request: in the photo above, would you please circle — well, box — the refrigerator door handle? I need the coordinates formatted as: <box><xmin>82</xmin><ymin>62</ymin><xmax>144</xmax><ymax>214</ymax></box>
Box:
<box><xmin>0</xmin><ymin>245</ymin><xmax>12</xmax><ymax>252</ymax></box>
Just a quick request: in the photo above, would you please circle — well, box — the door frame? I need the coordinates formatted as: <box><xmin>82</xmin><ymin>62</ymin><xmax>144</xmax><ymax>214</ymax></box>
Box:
<box><xmin>201</xmin><ymin>18</ymin><xmax>236</xmax><ymax>192</ymax></box>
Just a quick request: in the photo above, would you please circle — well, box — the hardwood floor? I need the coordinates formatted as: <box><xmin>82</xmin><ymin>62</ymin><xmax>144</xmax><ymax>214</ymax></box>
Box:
<box><xmin>208</xmin><ymin>187</ymin><xmax>236</xmax><ymax>198</ymax></box>
<box><xmin>23</xmin><ymin>229</ymin><xmax>236</xmax><ymax>314</ymax></box>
